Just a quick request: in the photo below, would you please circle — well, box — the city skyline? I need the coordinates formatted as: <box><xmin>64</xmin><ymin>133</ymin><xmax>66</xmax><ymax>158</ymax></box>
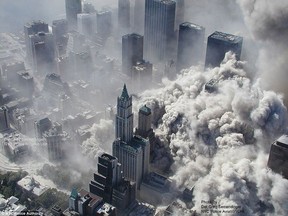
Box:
<box><xmin>0</xmin><ymin>0</ymin><xmax>287</xmax><ymax>215</ymax></box>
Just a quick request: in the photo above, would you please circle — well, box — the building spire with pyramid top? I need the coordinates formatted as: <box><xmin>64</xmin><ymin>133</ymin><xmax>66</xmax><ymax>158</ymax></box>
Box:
<box><xmin>120</xmin><ymin>84</ymin><xmax>130</xmax><ymax>100</ymax></box>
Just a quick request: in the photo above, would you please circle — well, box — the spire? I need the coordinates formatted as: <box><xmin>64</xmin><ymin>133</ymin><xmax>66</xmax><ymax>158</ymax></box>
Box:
<box><xmin>120</xmin><ymin>84</ymin><xmax>129</xmax><ymax>100</ymax></box>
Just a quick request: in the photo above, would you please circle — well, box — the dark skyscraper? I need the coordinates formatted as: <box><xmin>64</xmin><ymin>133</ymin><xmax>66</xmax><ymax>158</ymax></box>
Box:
<box><xmin>205</xmin><ymin>31</ymin><xmax>243</xmax><ymax>68</ymax></box>
<box><xmin>122</xmin><ymin>33</ymin><xmax>143</xmax><ymax>76</ymax></box>
<box><xmin>177</xmin><ymin>22</ymin><xmax>205</xmax><ymax>71</ymax></box>
<box><xmin>118</xmin><ymin>0</ymin><xmax>130</xmax><ymax>32</ymax></box>
<box><xmin>144</xmin><ymin>0</ymin><xmax>176</xmax><ymax>62</ymax></box>
<box><xmin>175</xmin><ymin>0</ymin><xmax>185</xmax><ymax>27</ymax></box>
<box><xmin>65</xmin><ymin>0</ymin><xmax>82</xmax><ymax>29</ymax></box>
<box><xmin>0</xmin><ymin>106</ymin><xmax>9</xmax><ymax>132</ymax></box>
<box><xmin>133</xmin><ymin>0</ymin><xmax>145</xmax><ymax>34</ymax></box>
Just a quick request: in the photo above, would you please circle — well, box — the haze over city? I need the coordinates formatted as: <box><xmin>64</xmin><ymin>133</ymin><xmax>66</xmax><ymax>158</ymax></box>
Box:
<box><xmin>0</xmin><ymin>0</ymin><xmax>288</xmax><ymax>215</ymax></box>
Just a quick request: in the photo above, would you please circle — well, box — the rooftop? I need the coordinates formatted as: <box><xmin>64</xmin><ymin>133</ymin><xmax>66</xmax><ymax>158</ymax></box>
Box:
<box><xmin>275</xmin><ymin>135</ymin><xmax>288</xmax><ymax>148</ymax></box>
<box><xmin>180</xmin><ymin>22</ymin><xmax>204</xmax><ymax>31</ymax></box>
<box><xmin>140</xmin><ymin>105</ymin><xmax>151</xmax><ymax>115</ymax></box>
<box><xmin>209</xmin><ymin>31</ymin><xmax>243</xmax><ymax>43</ymax></box>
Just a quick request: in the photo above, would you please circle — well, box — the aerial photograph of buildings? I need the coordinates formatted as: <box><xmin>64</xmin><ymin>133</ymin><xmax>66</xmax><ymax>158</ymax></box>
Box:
<box><xmin>0</xmin><ymin>0</ymin><xmax>288</xmax><ymax>215</ymax></box>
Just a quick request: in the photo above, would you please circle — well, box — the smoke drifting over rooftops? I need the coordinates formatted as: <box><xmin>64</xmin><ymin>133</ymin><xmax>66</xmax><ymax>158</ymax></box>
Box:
<box><xmin>134</xmin><ymin>53</ymin><xmax>288</xmax><ymax>214</ymax></box>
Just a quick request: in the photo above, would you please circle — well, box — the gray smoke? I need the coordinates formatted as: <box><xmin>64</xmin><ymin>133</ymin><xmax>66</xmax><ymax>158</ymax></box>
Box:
<box><xmin>134</xmin><ymin>53</ymin><xmax>288</xmax><ymax>215</ymax></box>
<box><xmin>236</xmin><ymin>0</ymin><xmax>288</xmax><ymax>105</ymax></box>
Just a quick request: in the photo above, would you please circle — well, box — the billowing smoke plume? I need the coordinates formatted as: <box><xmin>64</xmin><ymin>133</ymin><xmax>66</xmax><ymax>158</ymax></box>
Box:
<box><xmin>134</xmin><ymin>53</ymin><xmax>288</xmax><ymax>215</ymax></box>
<box><xmin>236</xmin><ymin>0</ymin><xmax>288</xmax><ymax>104</ymax></box>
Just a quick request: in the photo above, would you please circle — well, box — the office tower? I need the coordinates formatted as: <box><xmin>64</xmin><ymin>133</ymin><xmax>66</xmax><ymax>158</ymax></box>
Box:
<box><xmin>16</xmin><ymin>71</ymin><xmax>34</xmax><ymax>98</ymax></box>
<box><xmin>24</xmin><ymin>21</ymin><xmax>49</xmax><ymax>62</ymax></box>
<box><xmin>113</xmin><ymin>85</ymin><xmax>150</xmax><ymax>188</ymax></box>
<box><xmin>122</xmin><ymin>33</ymin><xmax>143</xmax><ymax>76</ymax></box>
<box><xmin>205</xmin><ymin>31</ymin><xmax>243</xmax><ymax>68</ymax></box>
<box><xmin>131</xmin><ymin>60</ymin><xmax>152</xmax><ymax>92</ymax></box>
<box><xmin>144</xmin><ymin>0</ymin><xmax>176</xmax><ymax>62</ymax></box>
<box><xmin>118</xmin><ymin>0</ymin><xmax>130</xmax><ymax>32</ymax></box>
<box><xmin>0</xmin><ymin>106</ymin><xmax>9</xmax><ymax>132</ymax></box>
<box><xmin>89</xmin><ymin>153</ymin><xmax>136</xmax><ymax>210</ymax></box>
<box><xmin>115</xmin><ymin>84</ymin><xmax>133</xmax><ymax>143</ymax></box>
<box><xmin>77</xmin><ymin>13</ymin><xmax>96</xmax><ymax>37</ymax></box>
<box><xmin>175</xmin><ymin>0</ymin><xmax>185</xmax><ymax>26</ymax></box>
<box><xmin>136</xmin><ymin>105</ymin><xmax>157</xmax><ymax>153</ymax></box>
<box><xmin>90</xmin><ymin>153</ymin><xmax>121</xmax><ymax>202</ymax></box>
<box><xmin>83</xmin><ymin>3</ymin><xmax>96</xmax><ymax>14</ymax></box>
<box><xmin>267</xmin><ymin>135</ymin><xmax>288</xmax><ymax>179</ymax></box>
<box><xmin>34</xmin><ymin>118</ymin><xmax>52</xmax><ymax>139</ymax></box>
<box><xmin>29</xmin><ymin>32</ymin><xmax>56</xmax><ymax>74</ymax></box>
<box><xmin>52</xmin><ymin>19</ymin><xmax>69</xmax><ymax>56</ymax></box>
<box><xmin>43</xmin><ymin>122</ymin><xmax>70</xmax><ymax>160</ymax></box>
<box><xmin>177</xmin><ymin>22</ymin><xmax>205</xmax><ymax>71</ymax></box>
<box><xmin>65</xmin><ymin>0</ymin><xmax>82</xmax><ymax>29</ymax></box>
<box><xmin>96</xmin><ymin>10</ymin><xmax>112</xmax><ymax>40</ymax></box>
<box><xmin>133</xmin><ymin>0</ymin><xmax>145</xmax><ymax>34</ymax></box>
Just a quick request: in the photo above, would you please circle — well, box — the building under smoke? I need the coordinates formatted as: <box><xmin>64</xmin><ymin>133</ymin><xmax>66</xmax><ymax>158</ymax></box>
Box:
<box><xmin>0</xmin><ymin>106</ymin><xmax>9</xmax><ymax>132</ymax></box>
<box><xmin>177</xmin><ymin>22</ymin><xmax>205</xmax><ymax>71</ymax></box>
<box><xmin>113</xmin><ymin>85</ymin><xmax>150</xmax><ymax>189</ymax></box>
<box><xmin>205</xmin><ymin>31</ymin><xmax>243</xmax><ymax>68</ymax></box>
<box><xmin>267</xmin><ymin>135</ymin><xmax>288</xmax><ymax>179</ymax></box>
<box><xmin>96</xmin><ymin>10</ymin><xmax>112</xmax><ymax>41</ymax></box>
<box><xmin>122</xmin><ymin>33</ymin><xmax>143</xmax><ymax>77</ymax></box>
<box><xmin>77</xmin><ymin>13</ymin><xmax>96</xmax><ymax>37</ymax></box>
<box><xmin>65</xmin><ymin>0</ymin><xmax>82</xmax><ymax>30</ymax></box>
<box><xmin>24</xmin><ymin>21</ymin><xmax>49</xmax><ymax>63</ymax></box>
<box><xmin>52</xmin><ymin>19</ymin><xmax>69</xmax><ymax>56</ymax></box>
<box><xmin>89</xmin><ymin>153</ymin><xmax>136</xmax><ymax>211</ymax></box>
<box><xmin>144</xmin><ymin>0</ymin><xmax>176</xmax><ymax>62</ymax></box>
<box><xmin>118</xmin><ymin>0</ymin><xmax>130</xmax><ymax>33</ymax></box>
<box><xmin>131</xmin><ymin>60</ymin><xmax>152</xmax><ymax>92</ymax></box>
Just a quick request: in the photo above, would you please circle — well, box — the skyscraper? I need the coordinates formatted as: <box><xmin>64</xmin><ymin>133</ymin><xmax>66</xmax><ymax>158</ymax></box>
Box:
<box><xmin>115</xmin><ymin>84</ymin><xmax>133</xmax><ymax>143</ymax></box>
<box><xmin>113</xmin><ymin>85</ymin><xmax>150</xmax><ymax>188</ymax></box>
<box><xmin>175</xmin><ymin>0</ymin><xmax>185</xmax><ymax>27</ymax></box>
<box><xmin>133</xmin><ymin>0</ymin><xmax>145</xmax><ymax>34</ymax></box>
<box><xmin>205</xmin><ymin>31</ymin><xmax>243</xmax><ymax>68</ymax></box>
<box><xmin>24</xmin><ymin>21</ymin><xmax>49</xmax><ymax>62</ymax></box>
<box><xmin>177</xmin><ymin>22</ymin><xmax>205</xmax><ymax>71</ymax></box>
<box><xmin>122</xmin><ymin>33</ymin><xmax>143</xmax><ymax>76</ymax></box>
<box><xmin>131</xmin><ymin>60</ymin><xmax>152</xmax><ymax>92</ymax></box>
<box><xmin>144</xmin><ymin>0</ymin><xmax>176</xmax><ymax>62</ymax></box>
<box><xmin>96</xmin><ymin>10</ymin><xmax>112</xmax><ymax>40</ymax></box>
<box><xmin>0</xmin><ymin>106</ymin><xmax>9</xmax><ymax>132</ymax></box>
<box><xmin>65</xmin><ymin>0</ymin><xmax>82</xmax><ymax>29</ymax></box>
<box><xmin>77</xmin><ymin>13</ymin><xmax>96</xmax><ymax>37</ymax></box>
<box><xmin>118</xmin><ymin>0</ymin><xmax>130</xmax><ymax>32</ymax></box>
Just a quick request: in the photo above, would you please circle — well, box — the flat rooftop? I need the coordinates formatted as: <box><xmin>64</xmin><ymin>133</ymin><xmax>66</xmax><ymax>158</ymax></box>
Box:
<box><xmin>209</xmin><ymin>31</ymin><xmax>243</xmax><ymax>43</ymax></box>
<box><xmin>276</xmin><ymin>135</ymin><xmax>288</xmax><ymax>148</ymax></box>
<box><xmin>180</xmin><ymin>22</ymin><xmax>204</xmax><ymax>31</ymax></box>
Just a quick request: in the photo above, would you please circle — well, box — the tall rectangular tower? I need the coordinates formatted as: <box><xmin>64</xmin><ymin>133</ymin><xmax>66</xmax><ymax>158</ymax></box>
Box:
<box><xmin>65</xmin><ymin>0</ymin><xmax>82</xmax><ymax>29</ymax></box>
<box><xmin>122</xmin><ymin>33</ymin><xmax>143</xmax><ymax>76</ymax></box>
<box><xmin>177</xmin><ymin>22</ymin><xmax>205</xmax><ymax>71</ymax></box>
<box><xmin>144</xmin><ymin>0</ymin><xmax>176</xmax><ymax>62</ymax></box>
<box><xmin>205</xmin><ymin>31</ymin><xmax>243</xmax><ymax>68</ymax></box>
<box><xmin>118</xmin><ymin>0</ymin><xmax>130</xmax><ymax>32</ymax></box>
<box><xmin>0</xmin><ymin>106</ymin><xmax>9</xmax><ymax>132</ymax></box>
<box><xmin>96</xmin><ymin>10</ymin><xmax>112</xmax><ymax>40</ymax></box>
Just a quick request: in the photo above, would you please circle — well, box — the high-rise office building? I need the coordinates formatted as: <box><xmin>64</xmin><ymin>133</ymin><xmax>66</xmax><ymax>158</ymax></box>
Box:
<box><xmin>115</xmin><ymin>84</ymin><xmax>133</xmax><ymax>143</ymax></box>
<box><xmin>24</xmin><ymin>21</ymin><xmax>49</xmax><ymax>62</ymax></box>
<box><xmin>175</xmin><ymin>0</ymin><xmax>185</xmax><ymax>27</ymax></box>
<box><xmin>96</xmin><ymin>10</ymin><xmax>112</xmax><ymax>40</ymax></box>
<box><xmin>122</xmin><ymin>33</ymin><xmax>143</xmax><ymax>76</ymax></box>
<box><xmin>131</xmin><ymin>60</ymin><xmax>152</xmax><ymax>92</ymax></box>
<box><xmin>118</xmin><ymin>0</ymin><xmax>130</xmax><ymax>32</ymax></box>
<box><xmin>267</xmin><ymin>135</ymin><xmax>288</xmax><ymax>179</ymax></box>
<box><xmin>65</xmin><ymin>0</ymin><xmax>82</xmax><ymax>29</ymax></box>
<box><xmin>205</xmin><ymin>31</ymin><xmax>243</xmax><ymax>68</ymax></box>
<box><xmin>133</xmin><ymin>0</ymin><xmax>145</xmax><ymax>34</ymax></box>
<box><xmin>144</xmin><ymin>0</ymin><xmax>176</xmax><ymax>62</ymax></box>
<box><xmin>0</xmin><ymin>106</ymin><xmax>9</xmax><ymax>132</ymax></box>
<box><xmin>113</xmin><ymin>85</ymin><xmax>150</xmax><ymax>188</ymax></box>
<box><xmin>89</xmin><ymin>153</ymin><xmax>136</xmax><ymax>210</ymax></box>
<box><xmin>177</xmin><ymin>22</ymin><xmax>205</xmax><ymax>71</ymax></box>
<box><xmin>43</xmin><ymin>122</ymin><xmax>70</xmax><ymax>160</ymax></box>
<box><xmin>52</xmin><ymin>19</ymin><xmax>69</xmax><ymax>56</ymax></box>
<box><xmin>28</xmin><ymin>32</ymin><xmax>56</xmax><ymax>74</ymax></box>
<box><xmin>77</xmin><ymin>13</ymin><xmax>96</xmax><ymax>37</ymax></box>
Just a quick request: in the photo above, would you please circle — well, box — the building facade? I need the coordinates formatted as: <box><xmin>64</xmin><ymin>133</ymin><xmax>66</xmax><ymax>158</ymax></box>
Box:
<box><xmin>122</xmin><ymin>33</ymin><xmax>143</xmax><ymax>76</ymax></box>
<box><xmin>65</xmin><ymin>0</ymin><xmax>82</xmax><ymax>29</ymax></box>
<box><xmin>0</xmin><ymin>106</ymin><xmax>9</xmax><ymax>132</ymax></box>
<box><xmin>144</xmin><ymin>0</ymin><xmax>176</xmax><ymax>62</ymax></box>
<box><xmin>118</xmin><ymin>0</ymin><xmax>130</xmax><ymax>32</ymax></box>
<box><xmin>177</xmin><ymin>22</ymin><xmax>205</xmax><ymax>71</ymax></box>
<box><xmin>205</xmin><ymin>31</ymin><xmax>243</xmax><ymax>68</ymax></box>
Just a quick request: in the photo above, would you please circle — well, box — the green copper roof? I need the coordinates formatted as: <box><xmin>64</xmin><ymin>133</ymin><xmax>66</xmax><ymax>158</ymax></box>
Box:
<box><xmin>120</xmin><ymin>84</ymin><xmax>129</xmax><ymax>100</ymax></box>
<box><xmin>140</xmin><ymin>105</ymin><xmax>151</xmax><ymax>114</ymax></box>
<box><xmin>70</xmin><ymin>188</ymin><xmax>78</xmax><ymax>199</ymax></box>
